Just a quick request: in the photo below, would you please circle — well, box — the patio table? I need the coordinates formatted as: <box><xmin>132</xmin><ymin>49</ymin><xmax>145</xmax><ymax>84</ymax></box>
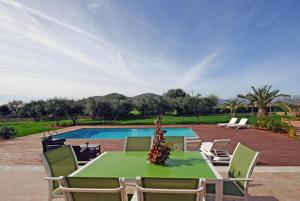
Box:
<box><xmin>70</xmin><ymin>151</ymin><xmax>223</xmax><ymax>201</ymax></box>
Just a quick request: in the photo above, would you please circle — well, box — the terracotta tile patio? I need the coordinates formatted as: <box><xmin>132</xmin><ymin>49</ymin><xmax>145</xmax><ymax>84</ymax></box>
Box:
<box><xmin>1</xmin><ymin>125</ymin><xmax>300</xmax><ymax>165</ymax></box>
<box><xmin>1</xmin><ymin>125</ymin><xmax>300</xmax><ymax>201</ymax></box>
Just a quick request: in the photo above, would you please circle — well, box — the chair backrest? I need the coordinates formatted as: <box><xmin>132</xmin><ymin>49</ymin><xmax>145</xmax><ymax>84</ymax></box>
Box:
<box><xmin>228</xmin><ymin>118</ymin><xmax>238</xmax><ymax>124</ymax></box>
<box><xmin>41</xmin><ymin>145</ymin><xmax>78</xmax><ymax>190</ymax></box>
<box><xmin>72</xmin><ymin>146</ymin><xmax>90</xmax><ymax>162</ymax></box>
<box><xmin>59</xmin><ymin>176</ymin><xmax>127</xmax><ymax>201</ymax></box>
<box><xmin>212</xmin><ymin>139</ymin><xmax>230</xmax><ymax>154</ymax></box>
<box><xmin>124</xmin><ymin>137</ymin><xmax>152</xmax><ymax>151</ymax></box>
<box><xmin>41</xmin><ymin>136</ymin><xmax>66</xmax><ymax>152</ymax></box>
<box><xmin>136</xmin><ymin>177</ymin><xmax>205</xmax><ymax>201</ymax></box>
<box><xmin>228</xmin><ymin>143</ymin><xmax>260</xmax><ymax>191</ymax></box>
<box><xmin>238</xmin><ymin>118</ymin><xmax>248</xmax><ymax>125</ymax></box>
<box><xmin>164</xmin><ymin>136</ymin><xmax>186</xmax><ymax>151</ymax></box>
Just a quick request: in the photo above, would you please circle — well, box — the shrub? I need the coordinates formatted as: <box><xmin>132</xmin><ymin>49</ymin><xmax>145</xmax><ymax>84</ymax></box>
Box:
<box><xmin>255</xmin><ymin>116</ymin><xmax>268</xmax><ymax>128</ymax></box>
<box><xmin>255</xmin><ymin>116</ymin><xmax>285</xmax><ymax>132</ymax></box>
<box><xmin>266</xmin><ymin>117</ymin><xmax>282</xmax><ymax>132</ymax></box>
<box><xmin>0</xmin><ymin>126</ymin><xmax>16</xmax><ymax>139</ymax></box>
<box><xmin>287</xmin><ymin>126</ymin><xmax>298</xmax><ymax>139</ymax></box>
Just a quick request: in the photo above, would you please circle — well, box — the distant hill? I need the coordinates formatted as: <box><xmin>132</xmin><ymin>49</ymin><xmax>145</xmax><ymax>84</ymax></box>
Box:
<box><xmin>218</xmin><ymin>98</ymin><xmax>249</xmax><ymax>104</ymax></box>
<box><xmin>90</xmin><ymin>93</ymin><xmax>128</xmax><ymax>102</ymax></box>
<box><xmin>89</xmin><ymin>93</ymin><xmax>161</xmax><ymax>102</ymax></box>
<box><xmin>130</xmin><ymin>93</ymin><xmax>161</xmax><ymax>100</ymax></box>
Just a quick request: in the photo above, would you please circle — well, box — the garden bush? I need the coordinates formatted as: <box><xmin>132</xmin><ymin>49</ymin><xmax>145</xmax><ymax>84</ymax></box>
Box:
<box><xmin>0</xmin><ymin>126</ymin><xmax>16</xmax><ymax>139</ymax></box>
<box><xmin>255</xmin><ymin>116</ymin><xmax>285</xmax><ymax>132</ymax></box>
<box><xmin>287</xmin><ymin>126</ymin><xmax>298</xmax><ymax>139</ymax></box>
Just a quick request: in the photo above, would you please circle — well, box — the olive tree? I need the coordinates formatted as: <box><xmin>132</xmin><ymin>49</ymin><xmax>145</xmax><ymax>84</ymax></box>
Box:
<box><xmin>45</xmin><ymin>98</ymin><xmax>67</xmax><ymax>125</ymax></box>
<box><xmin>8</xmin><ymin>100</ymin><xmax>23</xmax><ymax>117</ymax></box>
<box><xmin>19</xmin><ymin>100</ymin><xmax>47</xmax><ymax>121</ymax></box>
<box><xmin>66</xmin><ymin>100</ymin><xmax>84</xmax><ymax>126</ymax></box>
<box><xmin>0</xmin><ymin>105</ymin><xmax>10</xmax><ymax>117</ymax></box>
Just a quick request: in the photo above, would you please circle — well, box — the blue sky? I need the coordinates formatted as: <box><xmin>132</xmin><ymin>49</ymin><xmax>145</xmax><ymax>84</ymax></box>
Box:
<box><xmin>0</xmin><ymin>0</ymin><xmax>300</xmax><ymax>104</ymax></box>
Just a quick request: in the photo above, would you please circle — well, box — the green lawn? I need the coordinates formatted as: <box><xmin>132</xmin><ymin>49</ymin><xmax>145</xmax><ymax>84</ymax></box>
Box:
<box><xmin>114</xmin><ymin>114</ymin><xmax>257</xmax><ymax>125</ymax></box>
<box><xmin>0</xmin><ymin>114</ymin><xmax>258</xmax><ymax>138</ymax></box>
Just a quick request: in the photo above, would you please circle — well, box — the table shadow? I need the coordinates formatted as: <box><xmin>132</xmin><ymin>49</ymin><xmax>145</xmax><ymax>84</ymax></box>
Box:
<box><xmin>163</xmin><ymin>157</ymin><xmax>207</xmax><ymax>167</ymax></box>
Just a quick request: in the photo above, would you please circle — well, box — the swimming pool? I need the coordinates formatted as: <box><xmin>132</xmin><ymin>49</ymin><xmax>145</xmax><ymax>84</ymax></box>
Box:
<box><xmin>53</xmin><ymin>128</ymin><xmax>197</xmax><ymax>140</ymax></box>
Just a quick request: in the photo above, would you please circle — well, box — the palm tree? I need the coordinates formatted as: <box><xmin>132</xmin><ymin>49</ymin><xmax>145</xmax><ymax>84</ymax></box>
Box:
<box><xmin>246</xmin><ymin>100</ymin><xmax>255</xmax><ymax>116</ymax></box>
<box><xmin>238</xmin><ymin>85</ymin><xmax>289</xmax><ymax>117</ymax></box>
<box><xmin>222</xmin><ymin>99</ymin><xmax>244</xmax><ymax>117</ymax></box>
<box><xmin>276</xmin><ymin>102</ymin><xmax>300</xmax><ymax>117</ymax></box>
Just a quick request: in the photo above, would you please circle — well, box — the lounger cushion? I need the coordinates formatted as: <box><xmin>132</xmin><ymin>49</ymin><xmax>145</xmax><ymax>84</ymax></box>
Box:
<box><xmin>206</xmin><ymin>181</ymin><xmax>244</xmax><ymax>197</ymax></box>
<box><xmin>213</xmin><ymin>156</ymin><xmax>231</xmax><ymax>162</ymax></box>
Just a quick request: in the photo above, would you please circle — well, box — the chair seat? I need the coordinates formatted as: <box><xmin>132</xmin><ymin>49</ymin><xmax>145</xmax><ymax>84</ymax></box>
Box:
<box><xmin>206</xmin><ymin>181</ymin><xmax>244</xmax><ymax>197</ymax></box>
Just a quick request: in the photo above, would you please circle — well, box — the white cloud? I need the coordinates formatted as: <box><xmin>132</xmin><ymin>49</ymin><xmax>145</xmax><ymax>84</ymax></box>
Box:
<box><xmin>179</xmin><ymin>51</ymin><xmax>221</xmax><ymax>88</ymax></box>
<box><xmin>0</xmin><ymin>0</ymin><xmax>185</xmax><ymax>102</ymax></box>
<box><xmin>0</xmin><ymin>0</ymin><xmax>298</xmax><ymax>104</ymax></box>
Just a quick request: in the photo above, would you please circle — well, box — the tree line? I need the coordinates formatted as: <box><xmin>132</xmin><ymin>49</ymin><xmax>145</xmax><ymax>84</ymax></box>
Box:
<box><xmin>0</xmin><ymin>85</ymin><xmax>296</xmax><ymax>126</ymax></box>
<box><xmin>0</xmin><ymin>89</ymin><xmax>219</xmax><ymax>125</ymax></box>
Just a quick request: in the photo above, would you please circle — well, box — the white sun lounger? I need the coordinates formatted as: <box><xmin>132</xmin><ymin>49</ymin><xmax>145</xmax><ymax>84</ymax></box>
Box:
<box><xmin>227</xmin><ymin>118</ymin><xmax>249</xmax><ymax>129</ymax></box>
<box><xmin>218</xmin><ymin>118</ymin><xmax>238</xmax><ymax>127</ymax></box>
<box><xmin>200</xmin><ymin>139</ymin><xmax>231</xmax><ymax>164</ymax></box>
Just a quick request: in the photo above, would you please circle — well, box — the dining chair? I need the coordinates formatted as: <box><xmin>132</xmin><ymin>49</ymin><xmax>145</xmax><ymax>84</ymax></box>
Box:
<box><xmin>124</xmin><ymin>137</ymin><xmax>152</xmax><ymax>151</ymax></box>
<box><xmin>164</xmin><ymin>136</ymin><xmax>186</xmax><ymax>151</ymax></box>
<box><xmin>133</xmin><ymin>177</ymin><xmax>205</xmax><ymax>201</ymax></box>
<box><xmin>58</xmin><ymin>176</ymin><xmax>128</xmax><ymax>201</ymax></box>
<box><xmin>206</xmin><ymin>143</ymin><xmax>260</xmax><ymax>201</ymax></box>
<box><xmin>41</xmin><ymin>145</ymin><xmax>79</xmax><ymax>201</ymax></box>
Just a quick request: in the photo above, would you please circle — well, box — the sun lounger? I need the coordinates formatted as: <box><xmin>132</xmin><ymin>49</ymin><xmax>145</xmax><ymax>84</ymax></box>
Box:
<box><xmin>200</xmin><ymin>139</ymin><xmax>231</xmax><ymax>164</ymax></box>
<box><xmin>218</xmin><ymin>118</ymin><xmax>238</xmax><ymax>127</ymax></box>
<box><xmin>227</xmin><ymin>118</ymin><xmax>249</xmax><ymax>129</ymax></box>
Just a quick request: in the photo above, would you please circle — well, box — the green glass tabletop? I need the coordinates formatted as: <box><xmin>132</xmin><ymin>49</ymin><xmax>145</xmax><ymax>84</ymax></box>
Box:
<box><xmin>71</xmin><ymin>151</ymin><xmax>217</xmax><ymax>179</ymax></box>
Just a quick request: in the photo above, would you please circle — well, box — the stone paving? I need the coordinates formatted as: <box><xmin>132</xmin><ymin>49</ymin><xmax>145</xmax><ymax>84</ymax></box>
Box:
<box><xmin>1</xmin><ymin>164</ymin><xmax>299</xmax><ymax>201</ymax></box>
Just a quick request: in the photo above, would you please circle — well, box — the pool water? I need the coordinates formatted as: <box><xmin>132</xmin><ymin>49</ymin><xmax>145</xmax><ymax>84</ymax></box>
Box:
<box><xmin>53</xmin><ymin>128</ymin><xmax>197</xmax><ymax>140</ymax></box>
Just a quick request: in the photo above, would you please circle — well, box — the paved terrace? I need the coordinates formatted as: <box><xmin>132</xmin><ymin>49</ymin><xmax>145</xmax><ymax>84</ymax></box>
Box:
<box><xmin>1</xmin><ymin>164</ymin><xmax>300</xmax><ymax>201</ymax></box>
<box><xmin>1</xmin><ymin>125</ymin><xmax>300</xmax><ymax>201</ymax></box>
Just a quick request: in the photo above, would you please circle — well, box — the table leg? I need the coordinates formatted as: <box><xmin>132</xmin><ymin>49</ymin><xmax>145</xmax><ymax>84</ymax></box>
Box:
<box><xmin>215</xmin><ymin>179</ymin><xmax>223</xmax><ymax>201</ymax></box>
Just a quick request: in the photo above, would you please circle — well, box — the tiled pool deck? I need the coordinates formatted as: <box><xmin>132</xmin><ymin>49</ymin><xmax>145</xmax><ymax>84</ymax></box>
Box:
<box><xmin>1</xmin><ymin>125</ymin><xmax>300</xmax><ymax>165</ymax></box>
<box><xmin>0</xmin><ymin>125</ymin><xmax>300</xmax><ymax>200</ymax></box>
